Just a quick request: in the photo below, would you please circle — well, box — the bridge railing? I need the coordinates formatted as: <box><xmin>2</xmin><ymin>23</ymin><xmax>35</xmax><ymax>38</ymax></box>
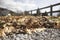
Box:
<box><xmin>27</xmin><ymin>3</ymin><xmax>60</xmax><ymax>16</ymax></box>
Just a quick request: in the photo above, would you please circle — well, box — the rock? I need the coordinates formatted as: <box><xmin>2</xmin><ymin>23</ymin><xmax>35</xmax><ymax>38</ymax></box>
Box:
<box><xmin>15</xmin><ymin>37</ymin><xmax>20</xmax><ymax>40</ymax></box>
<box><xmin>0</xmin><ymin>16</ymin><xmax>60</xmax><ymax>38</ymax></box>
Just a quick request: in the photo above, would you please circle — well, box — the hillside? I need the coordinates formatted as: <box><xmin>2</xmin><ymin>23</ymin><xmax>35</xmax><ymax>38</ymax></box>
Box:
<box><xmin>0</xmin><ymin>8</ymin><xmax>21</xmax><ymax>16</ymax></box>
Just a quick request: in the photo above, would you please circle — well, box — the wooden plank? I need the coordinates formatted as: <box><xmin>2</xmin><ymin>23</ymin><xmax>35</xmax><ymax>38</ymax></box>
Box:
<box><xmin>42</xmin><ymin>10</ymin><xmax>60</xmax><ymax>14</ymax></box>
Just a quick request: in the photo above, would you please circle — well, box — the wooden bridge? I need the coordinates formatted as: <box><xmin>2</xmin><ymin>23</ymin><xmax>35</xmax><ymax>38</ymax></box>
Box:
<box><xmin>25</xmin><ymin>3</ymin><xmax>60</xmax><ymax>16</ymax></box>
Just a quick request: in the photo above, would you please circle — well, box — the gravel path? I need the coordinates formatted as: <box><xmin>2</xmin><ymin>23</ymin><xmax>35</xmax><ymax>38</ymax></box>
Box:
<box><xmin>0</xmin><ymin>28</ymin><xmax>60</xmax><ymax>40</ymax></box>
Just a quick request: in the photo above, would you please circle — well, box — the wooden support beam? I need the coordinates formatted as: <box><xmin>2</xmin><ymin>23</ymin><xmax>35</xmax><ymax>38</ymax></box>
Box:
<box><xmin>50</xmin><ymin>5</ymin><xmax>53</xmax><ymax>16</ymax></box>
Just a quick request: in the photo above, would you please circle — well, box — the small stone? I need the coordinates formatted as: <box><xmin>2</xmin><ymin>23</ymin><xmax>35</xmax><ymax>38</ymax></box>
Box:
<box><xmin>15</xmin><ymin>37</ymin><xmax>20</xmax><ymax>40</ymax></box>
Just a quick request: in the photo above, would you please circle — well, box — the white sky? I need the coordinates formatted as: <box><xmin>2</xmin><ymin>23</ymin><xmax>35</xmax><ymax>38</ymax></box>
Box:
<box><xmin>0</xmin><ymin>0</ymin><xmax>60</xmax><ymax>13</ymax></box>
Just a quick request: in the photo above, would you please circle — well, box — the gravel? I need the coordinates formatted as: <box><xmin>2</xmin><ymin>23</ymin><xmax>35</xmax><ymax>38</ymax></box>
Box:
<box><xmin>0</xmin><ymin>28</ymin><xmax>60</xmax><ymax>40</ymax></box>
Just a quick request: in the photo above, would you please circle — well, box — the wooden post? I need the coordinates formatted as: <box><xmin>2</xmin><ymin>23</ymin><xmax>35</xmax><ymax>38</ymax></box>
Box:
<box><xmin>36</xmin><ymin>8</ymin><xmax>40</xmax><ymax>16</ymax></box>
<box><xmin>50</xmin><ymin>5</ymin><xmax>53</xmax><ymax>16</ymax></box>
<box><xmin>31</xmin><ymin>11</ymin><xmax>32</xmax><ymax>15</ymax></box>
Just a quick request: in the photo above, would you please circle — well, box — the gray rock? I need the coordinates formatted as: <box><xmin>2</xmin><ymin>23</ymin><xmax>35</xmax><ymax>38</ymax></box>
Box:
<box><xmin>0</xmin><ymin>28</ymin><xmax>60</xmax><ymax>40</ymax></box>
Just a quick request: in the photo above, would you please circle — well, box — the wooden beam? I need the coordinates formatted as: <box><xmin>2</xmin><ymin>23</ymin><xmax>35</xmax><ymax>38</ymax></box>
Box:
<box><xmin>42</xmin><ymin>10</ymin><xmax>60</xmax><ymax>14</ymax></box>
<box><xmin>28</xmin><ymin>3</ymin><xmax>60</xmax><ymax>12</ymax></box>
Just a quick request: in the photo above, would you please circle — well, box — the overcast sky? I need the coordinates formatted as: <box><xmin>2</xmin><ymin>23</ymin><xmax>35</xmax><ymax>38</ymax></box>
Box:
<box><xmin>0</xmin><ymin>0</ymin><xmax>60</xmax><ymax>12</ymax></box>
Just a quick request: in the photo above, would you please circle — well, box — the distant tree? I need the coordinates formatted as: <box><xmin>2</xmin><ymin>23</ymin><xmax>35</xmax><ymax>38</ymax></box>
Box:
<box><xmin>24</xmin><ymin>11</ymin><xmax>29</xmax><ymax>15</ymax></box>
<box><xmin>42</xmin><ymin>11</ymin><xmax>48</xmax><ymax>16</ymax></box>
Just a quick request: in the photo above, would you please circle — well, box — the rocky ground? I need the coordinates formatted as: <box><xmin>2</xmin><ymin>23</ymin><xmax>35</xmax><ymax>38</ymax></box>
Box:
<box><xmin>0</xmin><ymin>28</ymin><xmax>60</xmax><ymax>40</ymax></box>
<box><xmin>0</xmin><ymin>16</ymin><xmax>60</xmax><ymax>40</ymax></box>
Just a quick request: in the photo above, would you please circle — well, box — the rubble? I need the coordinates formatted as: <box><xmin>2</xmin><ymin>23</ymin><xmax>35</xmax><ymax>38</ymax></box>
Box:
<box><xmin>0</xmin><ymin>28</ymin><xmax>60</xmax><ymax>40</ymax></box>
<box><xmin>0</xmin><ymin>16</ymin><xmax>60</xmax><ymax>37</ymax></box>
